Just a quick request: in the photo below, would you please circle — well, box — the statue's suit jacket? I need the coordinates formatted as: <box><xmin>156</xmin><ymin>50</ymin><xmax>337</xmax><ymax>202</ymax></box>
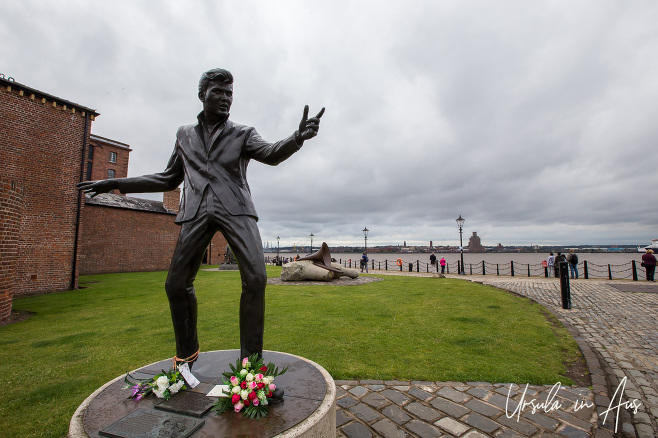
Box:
<box><xmin>116</xmin><ymin>117</ymin><xmax>301</xmax><ymax>224</ymax></box>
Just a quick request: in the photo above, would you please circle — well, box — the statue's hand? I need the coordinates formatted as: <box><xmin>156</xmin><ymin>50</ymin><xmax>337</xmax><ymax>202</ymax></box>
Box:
<box><xmin>76</xmin><ymin>180</ymin><xmax>118</xmax><ymax>197</ymax></box>
<box><xmin>296</xmin><ymin>105</ymin><xmax>325</xmax><ymax>143</ymax></box>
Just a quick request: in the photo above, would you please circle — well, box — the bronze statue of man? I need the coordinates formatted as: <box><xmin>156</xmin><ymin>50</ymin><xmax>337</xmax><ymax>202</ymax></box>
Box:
<box><xmin>78</xmin><ymin>68</ymin><xmax>324</xmax><ymax>366</ymax></box>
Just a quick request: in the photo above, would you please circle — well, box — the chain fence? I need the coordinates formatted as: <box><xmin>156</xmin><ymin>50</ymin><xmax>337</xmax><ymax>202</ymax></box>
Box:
<box><xmin>330</xmin><ymin>257</ymin><xmax>651</xmax><ymax>281</ymax></box>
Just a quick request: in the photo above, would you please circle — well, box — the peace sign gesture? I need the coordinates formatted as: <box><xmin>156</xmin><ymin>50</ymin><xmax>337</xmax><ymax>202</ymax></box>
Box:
<box><xmin>296</xmin><ymin>105</ymin><xmax>325</xmax><ymax>143</ymax></box>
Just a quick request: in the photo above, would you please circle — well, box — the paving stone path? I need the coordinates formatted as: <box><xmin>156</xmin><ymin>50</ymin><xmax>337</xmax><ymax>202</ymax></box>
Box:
<box><xmin>333</xmin><ymin>271</ymin><xmax>658</xmax><ymax>437</ymax></box>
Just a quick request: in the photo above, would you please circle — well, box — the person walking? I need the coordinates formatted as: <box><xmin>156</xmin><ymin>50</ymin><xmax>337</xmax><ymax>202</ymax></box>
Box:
<box><xmin>439</xmin><ymin>256</ymin><xmax>447</xmax><ymax>274</ymax></box>
<box><xmin>642</xmin><ymin>249</ymin><xmax>657</xmax><ymax>282</ymax></box>
<box><xmin>361</xmin><ymin>252</ymin><xmax>369</xmax><ymax>273</ymax></box>
<box><xmin>547</xmin><ymin>252</ymin><xmax>555</xmax><ymax>277</ymax></box>
<box><xmin>568</xmin><ymin>249</ymin><xmax>579</xmax><ymax>279</ymax></box>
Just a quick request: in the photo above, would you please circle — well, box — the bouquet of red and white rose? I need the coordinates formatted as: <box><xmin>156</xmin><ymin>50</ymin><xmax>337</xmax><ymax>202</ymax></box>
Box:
<box><xmin>211</xmin><ymin>353</ymin><xmax>287</xmax><ymax>419</ymax></box>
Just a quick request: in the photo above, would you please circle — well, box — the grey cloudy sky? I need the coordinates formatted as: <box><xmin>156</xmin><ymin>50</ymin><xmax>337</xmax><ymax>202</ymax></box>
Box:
<box><xmin>3</xmin><ymin>1</ymin><xmax>657</xmax><ymax>247</ymax></box>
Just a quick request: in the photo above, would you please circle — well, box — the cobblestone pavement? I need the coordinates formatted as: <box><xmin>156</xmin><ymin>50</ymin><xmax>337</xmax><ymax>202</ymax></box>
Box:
<box><xmin>333</xmin><ymin>271</ymin><xmax>658</xmax><ymax>437</ymax></box>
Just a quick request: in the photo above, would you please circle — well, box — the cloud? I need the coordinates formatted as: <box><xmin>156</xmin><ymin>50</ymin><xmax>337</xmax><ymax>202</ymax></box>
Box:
<box><xmin>3</xmin><ymin>0</ymin><xmax>657</xmax><ymax>246</ymax></box>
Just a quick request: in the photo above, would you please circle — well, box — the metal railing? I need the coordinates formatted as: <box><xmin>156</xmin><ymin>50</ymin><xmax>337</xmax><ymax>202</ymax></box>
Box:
<box><xmin>333</xmin><ymin>257</ymin><xmax>651</xmax><ymax>281</ymax></box>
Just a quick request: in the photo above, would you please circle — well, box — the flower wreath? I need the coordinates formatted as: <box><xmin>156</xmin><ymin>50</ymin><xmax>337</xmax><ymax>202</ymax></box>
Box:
<box><xmin>211</xmin><ymin>353</ymin><xmax>288</xmax><ymax>419</ymax></box>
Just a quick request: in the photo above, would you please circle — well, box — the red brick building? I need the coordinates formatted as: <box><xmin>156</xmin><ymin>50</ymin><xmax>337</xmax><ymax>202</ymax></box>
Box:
<box><xmin>0</xmin><ymin>76</ymin><xmax>98</xmax><ymax>304</ymax></box>
<box><xmin>0</xmin><ymin>75</ymin><xmax>228</xmax><ymax>320</ymax></box>
<box><xmin>86</xmin><ymin>134</ymin><xmax>132</xmax><ymax>192</ymax></box>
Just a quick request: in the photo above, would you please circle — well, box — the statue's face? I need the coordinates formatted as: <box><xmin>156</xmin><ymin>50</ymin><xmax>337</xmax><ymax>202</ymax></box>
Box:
<box><xmin>201</xmin><ymin>81</ymin><xmax>233</xmax><ymax>120</ymax></box>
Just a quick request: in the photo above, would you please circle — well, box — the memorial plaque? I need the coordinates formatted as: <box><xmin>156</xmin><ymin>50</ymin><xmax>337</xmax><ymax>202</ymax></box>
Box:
<box><xmin>155</xmin><ymin>391</ymin><xmax>215</xmax><ymax>418</ymax></box>
<box><xmin>99</xmin><ymin>408</ymin><xmax>204</xmax><ymax>438</ymax></box>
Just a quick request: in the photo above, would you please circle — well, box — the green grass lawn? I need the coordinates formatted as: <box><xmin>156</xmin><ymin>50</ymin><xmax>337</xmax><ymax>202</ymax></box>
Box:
<box><xmin>0</xmin><ymin>267</ymin><xmax>582</xmax><ymax>437</ymax></box>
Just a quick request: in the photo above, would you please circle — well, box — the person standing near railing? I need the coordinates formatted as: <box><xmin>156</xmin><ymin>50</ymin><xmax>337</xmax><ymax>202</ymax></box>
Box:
<box><xmin>641</xmin><ymin>249</ymin><xmax>656</xmax><ymax>282</ymax></box>
<box><xmin>554</xmin><ymin>252</ymin><xmax>566</xmax><ymax>277</ymax></box>
<box><xmin>547</xmin><ymin>252</ymin><xmax>555</xmax><ymax>277</ymax></box>
<box><xmin>361</xmin><ymin>252</ymin><xmax>369</xmax><ymax>273</ymax></box>
<box><xmin>439</xmin><ymin>256</ymin><xmax>446</xmax><ymax>274</ymax></box>
<box><xmin>567</xmin><ymin>249</ymin><xmax>579</xmax><ymax>279</ymax></box>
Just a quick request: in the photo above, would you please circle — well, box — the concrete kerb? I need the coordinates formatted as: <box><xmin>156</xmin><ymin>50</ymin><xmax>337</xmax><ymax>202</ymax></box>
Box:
<box><xmin>69</xmin><ymin>373</ymin><xmax>126</xmax><ymax>438</ymax></box>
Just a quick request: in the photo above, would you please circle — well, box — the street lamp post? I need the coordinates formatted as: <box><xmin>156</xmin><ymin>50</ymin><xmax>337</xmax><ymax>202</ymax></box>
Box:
<box><xmin>363</xmin><ymin>227</ymin><xmax>369</xmax><ymax>254</ymax></box>
<box><xmin>456</xmin><ymin>215</ymin><xmax>465</xmax><ymax>275</ymax></box>
<box><xmin>276</xmin><ymin>236</ymin><xmax>280</xmax><ymax>264</ymax></box>
<box><xmin>309</xmin><ymin>233</ymin><xmax>314</xmax><ymax>254</ymax></box>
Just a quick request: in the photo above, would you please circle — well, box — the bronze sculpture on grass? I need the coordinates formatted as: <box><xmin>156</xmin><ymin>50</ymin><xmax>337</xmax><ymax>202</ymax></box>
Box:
<box><xmin>78</xmin><ymin>68</ymin><xmax>324</xmax><ymax>369</ymax></box>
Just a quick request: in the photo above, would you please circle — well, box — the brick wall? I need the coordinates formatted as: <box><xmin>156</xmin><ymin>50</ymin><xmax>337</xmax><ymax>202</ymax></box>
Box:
<box><xmin>79</xmin><ymin>202</ymin><xmax>228</xmax><ymax>274</ymax></box>
<box><xmin>163</xmin><ymin>188</ymin><xmax>181</xmax><ymax>213</ymax></box>
<box><xmin>79</xmin><ymin>205</ymin><xmax>179</xmax><ymax>274</ymax></box>
<box><xmin>0</xmin><ymin>179</ymin><xmax>24</xmax><ymax>321</ymax></box>
<box><xmin>207</xmin><ymin>233</ymin><xmax>229</xmax><ymax>265</ymax></box>
<box><xmin>0</xmin><ymin>81</ymin><xmax>94</xmax><ymax>295</ymax></box>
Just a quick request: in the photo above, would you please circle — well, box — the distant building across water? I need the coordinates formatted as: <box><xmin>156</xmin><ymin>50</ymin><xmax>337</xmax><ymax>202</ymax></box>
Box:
<box><xmin>468</xmin><ymin>232</ymin><xmax>485</xmax><ymax>252</ymax></box>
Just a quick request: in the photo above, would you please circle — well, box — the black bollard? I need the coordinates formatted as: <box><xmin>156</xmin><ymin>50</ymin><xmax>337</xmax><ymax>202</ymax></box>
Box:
<box><xmin>409</xmin><ymin>262</ymin><xmax>413</xmax><ymax>272</ymax></box>
<box><xmin>482</xmin><ymin>261</ymin><xmax>486</xmax><ymax>276</ymax></box>
<box><xmin>583</xmin><ymin>260</ymin><xmax>589</xmax><ymax>279</ymax></box>
<box><xmin>632</xmin><ymin>260</ymin><xmax>638</xmax><ymax>281</ymax></box>
<box><xmin>559</xmin><ymin>261</ymin><xmax>571</xmax><ymax>309</ymax></box>
<box><xmin>511</xmin><ymin>261</ymin><xmax>515</xmax><ymax>276</ymax></box>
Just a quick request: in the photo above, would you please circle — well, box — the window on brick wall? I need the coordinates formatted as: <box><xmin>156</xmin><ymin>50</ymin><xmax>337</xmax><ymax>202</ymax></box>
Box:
<box><xmin>108</xmin><ymin>169</ymin><xmax>116</xmax><ymax>179</ymax></box>
<box><xmin>109</xmin><ymin>151</ymin><xmax>117</xmax><ymax>163</ymax></box>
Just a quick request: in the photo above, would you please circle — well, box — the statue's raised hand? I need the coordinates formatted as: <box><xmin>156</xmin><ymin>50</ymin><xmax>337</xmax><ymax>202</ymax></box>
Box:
<box><xmin>76</xmin><ymin>179</ymin><xmax>118</xmax><ymax>197</ymax></box>
<box><xmin>296</xmin><ymin>105</ymin><xmax>325</xmax><ymax>143</ymax></box>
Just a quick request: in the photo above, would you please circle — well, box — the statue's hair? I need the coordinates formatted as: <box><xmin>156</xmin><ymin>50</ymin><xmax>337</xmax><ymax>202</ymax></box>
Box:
<box><xmin>198</xmin><ymin>68</ymin><xmax>233</xmax><ymax>96</ymax></box>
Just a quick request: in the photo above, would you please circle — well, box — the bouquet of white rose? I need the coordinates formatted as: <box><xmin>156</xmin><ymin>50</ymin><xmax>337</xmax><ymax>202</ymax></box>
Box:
<box><xmin>124</xmin><ymin>369</ymin><xmax>186</xmax><ymax>401</ymax></box>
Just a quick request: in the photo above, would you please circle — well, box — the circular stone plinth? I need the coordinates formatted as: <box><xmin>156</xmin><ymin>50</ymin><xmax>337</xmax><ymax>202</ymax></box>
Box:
<box><xmin>70</xmin><ymin>350</ymin><xmax>336</xmax><ymax>438</ymax></box>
